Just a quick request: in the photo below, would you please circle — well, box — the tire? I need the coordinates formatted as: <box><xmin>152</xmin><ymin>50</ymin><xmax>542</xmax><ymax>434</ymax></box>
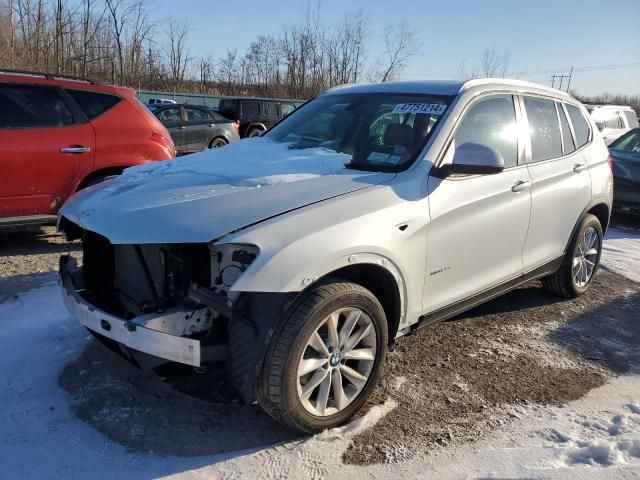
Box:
<box><xmin>257</xmin><ymin>277</ymin><xmax>388</xmax><ymax>433</ymax></box>
<box><xmin>247</xmin><ymin>128</ymin><xmax>263</xmax><ymax>138</ymax></box>
<box><xmin>209</xmin><ymin>137</ymin><xmax>228</xmax><ymax>148</ymax></box>
<box><xmin>542</xmin><ymin>213</ymin><xmax>603</xmax><ymax>298</ymax></box>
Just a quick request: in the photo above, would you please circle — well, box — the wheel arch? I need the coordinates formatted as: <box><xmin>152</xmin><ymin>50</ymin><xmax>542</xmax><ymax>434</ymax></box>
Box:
<box><xmin>325</xmin><ymin>263</ymin><xmax>403</xmax><ymax>344</ymax></box>
<box><xmin>563</xmin><ymin>200</ymin><xmax>610</xmax><ymax>256</ymax></box>
<box><xmin>76</xmin><ymin>166</ymin><xmax>126</xmax><ymax>191</ymax></box>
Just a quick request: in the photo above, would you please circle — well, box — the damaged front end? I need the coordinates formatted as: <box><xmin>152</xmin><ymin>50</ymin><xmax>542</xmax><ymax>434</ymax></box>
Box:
<box><xmin>59</xmin><ymin>217</ymin><xmax>292</xmax><ymax>402</ymax></box>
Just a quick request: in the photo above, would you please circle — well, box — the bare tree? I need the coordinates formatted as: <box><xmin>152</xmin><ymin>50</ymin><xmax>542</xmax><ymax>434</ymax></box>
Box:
<box><xmin>458</xmin><ymin>47</ymin><xmax>511</xmax><ymax>80</ymax></box>
<box><xmin>377</xmin><ymin>20</ymin><xmax>421</xmax><ymax>82</ymax></box>
<box><xmin>165</xmin><ymin>17</ymin><xmax>191</xmax><ymax>91</ymax></box>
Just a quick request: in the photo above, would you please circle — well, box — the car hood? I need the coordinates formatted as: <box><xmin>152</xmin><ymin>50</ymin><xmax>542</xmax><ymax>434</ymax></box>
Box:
<box><xmin>60</xmin><ymin>138</ymin><xmax>395</xmax><ymax>244</ymax></box>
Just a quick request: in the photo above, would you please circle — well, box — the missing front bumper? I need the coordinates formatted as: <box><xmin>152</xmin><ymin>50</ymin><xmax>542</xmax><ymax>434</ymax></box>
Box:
<box><xmin>59</xmin><ymin>255</ymin><xmax>202</xmax><ymax>367</ymax></box>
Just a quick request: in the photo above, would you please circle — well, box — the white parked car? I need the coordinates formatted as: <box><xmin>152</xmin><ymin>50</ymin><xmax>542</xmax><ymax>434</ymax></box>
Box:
<box><xmin>147</xmin><ymin>97</ymin><xmax>177</xmax><ymax>105</ymax></box>
<box><xmin>59</xmin><ymin>79</ymin><xmax>613</xmax><ymax>432</ymax></box>
<box><xmin>586</xmin><ymin>104</ymin><xmax>639</xmax><ymax>145</ymax></box>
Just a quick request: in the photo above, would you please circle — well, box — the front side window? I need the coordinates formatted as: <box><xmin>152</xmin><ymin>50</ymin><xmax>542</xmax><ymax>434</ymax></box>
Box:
<box><xmin>156</xmin><ymin>107</ymin><xmax>181</xmax><ymax>122</ymax></box>
<box><xmin>0</xmin><ymin>84</ymin><xmax>74</xmax><ymax>128</ymax></box>
<box><xmin>266</xmin><ymin>93</ymin><xmax>450</xmax><ymax>171</ymax></box>
<box><xmin>523</xmin><ymin>96</ymin><xmax>562</xmax><ymax>162</ymax></box>
<box><xmin>605</xmin><ymin>112</ymin><xmax>622</xmax><ymax>129</ymax></box>
<box><xmin>609</xmin><ymin>130</ymin><xmax>640</xmax><ymax>153</ymax></box>
<box><xmin>565</xmin><ymin>104</ymin><xmax>590</xmax><ymax>148</ymax></box>
<box><xmin>453</xmin><ymin>94</ymin><xmax>518</xmax><ymax>168</ymax></box>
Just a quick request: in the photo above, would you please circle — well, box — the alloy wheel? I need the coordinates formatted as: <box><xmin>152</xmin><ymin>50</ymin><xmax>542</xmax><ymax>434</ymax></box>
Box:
<box><xmin>296</xmin><ymin>307</ymin><xmax>377</xmax><ymax>417</ymax></box>
<box><xmin>572</xmin><ymin>225</ymin><xmax>600</xmax><ymax>287</ymax></box>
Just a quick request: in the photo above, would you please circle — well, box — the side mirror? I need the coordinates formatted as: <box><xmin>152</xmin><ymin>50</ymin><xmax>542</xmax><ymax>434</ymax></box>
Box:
<box><xmin>433</xmin><ymin>142</ymin><xmax>505</xmax><ymax>177</ymax></box>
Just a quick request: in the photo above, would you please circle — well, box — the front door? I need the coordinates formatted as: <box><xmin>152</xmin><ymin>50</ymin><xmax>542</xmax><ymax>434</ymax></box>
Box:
<box><xmin>424</xmin><ymin>94</ymin><xmax>532</xmax><ymax>312</ymax></box>
<box><xmin>0</xmin><ymin>83</ymin><xmax>95</xmax><ymax>218</ymax></box>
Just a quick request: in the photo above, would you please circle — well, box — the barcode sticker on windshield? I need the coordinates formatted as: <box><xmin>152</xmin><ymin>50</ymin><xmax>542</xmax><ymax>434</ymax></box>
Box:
<box><xmin>392</xmin><ymin>103</ymin><xmax>447</xmax><ymax>115</ymax></box>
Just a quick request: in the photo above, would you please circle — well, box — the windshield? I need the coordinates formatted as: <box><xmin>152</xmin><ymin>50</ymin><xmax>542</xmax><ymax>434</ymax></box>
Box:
<box><xmin>265</xmin><ymin>92</ymin><xmax>451</xmax><ymax>171</ymax></box>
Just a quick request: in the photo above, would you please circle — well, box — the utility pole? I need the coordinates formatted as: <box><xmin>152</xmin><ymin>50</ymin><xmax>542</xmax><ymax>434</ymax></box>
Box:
<box><xmin>550</xmin><ymin>69</ymin><xmax>573</xmax><ymax>92</ymax></box>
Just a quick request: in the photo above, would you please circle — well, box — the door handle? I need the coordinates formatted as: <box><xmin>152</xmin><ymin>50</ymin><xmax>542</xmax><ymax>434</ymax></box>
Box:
<box><xmin>178</xmin><ymin>126</ymin><xmax>186</xmax><ymax>130</ymax></box>
<box><xmin>511</xmin><ymin>180</ymin><xmax>532</xmax><ymax>192</ymax></box>
<box><xmin>60</xmin><ymin>146</ymin><xmax>92</xmax><ymax>154</ymax></box>
<box><xmin>207</xmin><ymin>123</ymin><xmax>215</xmax><ymax>127</ymax></box>
<box><xmin>573</xmin><ymin>163</ymin><xmax>588</xmax><ymax>173</ymax></box>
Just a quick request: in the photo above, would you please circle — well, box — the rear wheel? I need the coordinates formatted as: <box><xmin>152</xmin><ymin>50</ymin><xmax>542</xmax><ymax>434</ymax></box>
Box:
<box><xmin>247</xmin><ymin>128</ymin><xmax>263</xmax><ymax>138</ymax></box>
<box><xmin>542</xmin><ymin>214</ymin><xmax>603</xmax><ymax>298</ymax></box>
<box><xmin>257</xmin><ymin>278</ymin><xmax>388</xmax><ymax>433</ymax></box>
<box><xmin>209</xmin><ymin>137</ymin><xmax>228</xmax><ymax>148</ymax></box>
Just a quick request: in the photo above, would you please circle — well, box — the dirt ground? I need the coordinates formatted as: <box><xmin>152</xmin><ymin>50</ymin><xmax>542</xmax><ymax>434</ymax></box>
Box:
<box><xmin>2</xmin><ymin>221</ymin><xmax>639</xmax><ymax>466</ymax></box>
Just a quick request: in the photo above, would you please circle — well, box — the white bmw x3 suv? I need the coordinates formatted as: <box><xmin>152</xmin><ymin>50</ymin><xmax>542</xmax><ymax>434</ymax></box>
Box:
<box><xmin>59</xmin><ymin>79</ymin><xmax>613</xmax><ymax>432</ymax></box>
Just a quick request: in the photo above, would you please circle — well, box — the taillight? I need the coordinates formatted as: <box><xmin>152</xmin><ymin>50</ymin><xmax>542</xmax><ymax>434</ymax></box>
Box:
<box><xmin>607</xmin><ymin>154</ymin><xmax>614</xmax><ymax>175</ymax></box>
<box><xmin>150</xmin><ymin>132</ymin><xmax>176</xmax><ymax>157</ymax></box>
<box><xmin>233</xmin><ymin>120</ymin><xmax>240</xmax><ymax>133</ymax></box>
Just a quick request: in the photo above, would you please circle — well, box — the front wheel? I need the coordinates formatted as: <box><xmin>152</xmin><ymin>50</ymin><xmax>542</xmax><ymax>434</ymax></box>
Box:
<box><xmin>257</xmin><ymin>278</ymin><xmax>388</xmax><ymax>433</ymax></box>
<box><xmin>542</xmin><ymin>213</ymin><xmax>603</xmax><ymax>298</ymax></box>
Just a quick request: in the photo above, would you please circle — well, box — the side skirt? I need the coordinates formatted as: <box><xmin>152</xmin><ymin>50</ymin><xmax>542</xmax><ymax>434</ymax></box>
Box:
<box><xmin>414</xmin><ymin>256</ymin><xmax>564</xmax><ymax>332</ymax></box>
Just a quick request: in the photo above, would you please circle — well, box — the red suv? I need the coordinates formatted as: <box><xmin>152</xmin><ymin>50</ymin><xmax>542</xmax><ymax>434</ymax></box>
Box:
<box><xmin>0</xmin><ymin>70</ymin><xmax>175</xmax><ymax>228</ymax></box>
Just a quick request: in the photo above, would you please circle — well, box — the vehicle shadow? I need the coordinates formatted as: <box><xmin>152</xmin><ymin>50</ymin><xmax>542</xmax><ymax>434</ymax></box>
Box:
<box><xmin>59</xmin><ymin>340</ymin><xmax>299</xmax><ymax>459</ymax></box>
<box><xmin>0</xmin><ymin>227</ymin><xmax>81</xmax><ymax>257</ymax></box>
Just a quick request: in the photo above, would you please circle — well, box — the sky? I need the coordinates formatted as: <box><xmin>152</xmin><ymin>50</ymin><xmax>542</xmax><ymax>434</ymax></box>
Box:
<box><xmin>153</xmin><ymin>0</ymin><xmax>640</xmax><ymax>96</ymax></box>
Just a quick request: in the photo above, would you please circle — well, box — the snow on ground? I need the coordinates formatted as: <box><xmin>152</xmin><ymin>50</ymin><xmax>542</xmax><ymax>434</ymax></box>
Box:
<box><xmin>602</xmin><ymin>227</ymin><xmax>640</xmax><ymax>283</ymax></box>
<box><xmin>0</xmin><ymin>227</ymin><xmax>638</xmax><ymax>479</ymax></box>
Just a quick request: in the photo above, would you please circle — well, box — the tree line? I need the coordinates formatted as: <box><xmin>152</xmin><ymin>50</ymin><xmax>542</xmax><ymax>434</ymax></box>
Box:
<box><xmin>0</xmin><ymin>0</ymin><xmax>421</xmax><ymax>98</ymax></box>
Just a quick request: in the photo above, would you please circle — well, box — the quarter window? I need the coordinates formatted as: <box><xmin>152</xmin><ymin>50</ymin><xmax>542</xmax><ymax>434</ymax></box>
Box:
<box><xmin>66</xmin><ymin>89</ymin><xmax>121</xmax><ymax>120</ymax></box>
<box><xmin>557</xmin><ymin>103</ymin><xmax>576</xmax><ymax>155</ymax></box>
<box><xmin>565</xmin><ymin>104</ymin><xmax>590</xmax><ymax>148</ymax></box>
<box><xmin>523</xmin><ymin>96</ymin><xmax>562</xmax><ymax>162</ymax></box>
<box><xmin>453</xmin><ymin>94</ymin><xmax>518</xmax><ymax>168</ymax></box>
<box><xmin>0</xmin><ymin>84</ymin><xmax>74</xmax><ymax>128</ymax></box>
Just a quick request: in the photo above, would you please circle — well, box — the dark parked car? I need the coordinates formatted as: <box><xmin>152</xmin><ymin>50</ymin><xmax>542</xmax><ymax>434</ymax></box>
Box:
<box><xmin>609</xmin><ymin>127</ymin><xmax>640</xmax><ymax>215</ymax></box>
<box><xmin>217</xmin><ymin>97</ymin><xmax>303</xmax><ymax>138</ymax></box>
<box><xmin>151</xmin><ymin>104</ymin><xmax>240</xmax><ymax>154</ymax></box>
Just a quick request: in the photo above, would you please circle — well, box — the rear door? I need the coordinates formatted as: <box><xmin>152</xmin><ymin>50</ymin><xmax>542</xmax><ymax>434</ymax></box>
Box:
<box><xmin>155</xmin><ymin>106</ymin><xmax>186</xmax><ymax>152</ymax></box>
<box><xmin>184</xmin><ymin>106</ymin><xmax>214</xmax><ymax>151</ymax></box>
<box><xmin>0</xmin><ymin>83</ymin><xmax>95</xmax><ymax>218</ymax></box>
<box><xmin>520</xmin><ymin>96</ymin><xmax>592</xmax><ymax>271</ymax></box>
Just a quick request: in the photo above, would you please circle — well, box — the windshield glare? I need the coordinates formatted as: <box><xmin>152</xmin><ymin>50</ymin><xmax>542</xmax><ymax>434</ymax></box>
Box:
<box><xmin>266</xmin><ymin>93</ymin><xmax>451</xmax><ymax>171</ymax></box>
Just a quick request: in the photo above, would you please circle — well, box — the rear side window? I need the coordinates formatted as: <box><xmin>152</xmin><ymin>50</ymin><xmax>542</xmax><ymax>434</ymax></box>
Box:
<box><xmin>624</xmin><ymin>111</ymin><xmax>639</xmax><ymax>128</ymax></box>
<box><xmin>565</xmin><ymin>105</ymin><xmax>590</xmax><ymax>148</ymax></box>
<box><xmin>185</xmin><ymin>107</ymin><xmax>211</xmax><ymax>121</ymax></box>
<box><xmin>0</xmin><ymin>84</ymin><xmax>74</xmax><ymax>128</ymax></box>
<box><xmin>454</xmin><ymin>94</ymin><xmax>518</xmax><ymax>168</ymax></box>
<box><xmin>523</xmin><ymin>96</ymin><xmax>562</xmax><ymax>162</ymax></box>
<box><xmin>242</xmin><ymin>101</ymin><xmax>260</xmax><ymax>117</ymax></box>
<box><xmin>609</xmin><ymin>130</ymin><xmax>640</xmax><ymax>152</ymax></box>
<box><xmin>66</xmin><ymin>89</ymin><xmax>121</xmax><ymax>120</ymax></box>
<box><xmin>557</xmin><ymin>103</ymin><xmax>576</xmax><ymax>155</ymax></box>
<box><xmin>264</xmin><ymin>102</ymin><xmax>278</xmax><ymax>116</ymax></box>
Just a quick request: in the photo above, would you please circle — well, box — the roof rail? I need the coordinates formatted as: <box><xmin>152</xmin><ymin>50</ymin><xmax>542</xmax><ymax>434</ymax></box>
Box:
<box><xmin>0</xmin><ymin>69</ymin><xmax>103</xmax><ymax>85</ymax></box>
